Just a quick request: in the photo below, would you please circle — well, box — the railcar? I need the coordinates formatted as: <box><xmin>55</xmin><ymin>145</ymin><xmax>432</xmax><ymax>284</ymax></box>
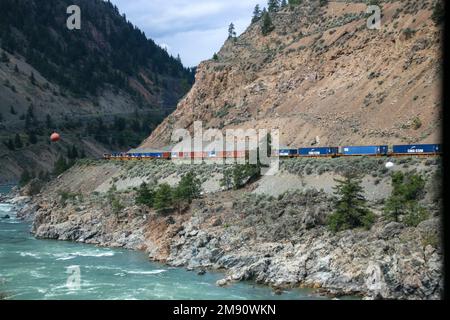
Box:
<box><xmin>392</xmin><ymin>144</ymin><xmax>441</xmax><ymax>156</ymax></box>
<box><xmin>276</xmin><ymin>149</ymin><xmax>298</xmax><ymax>157</ymax></box>
<box><xmin>298</xmin><ymin>147</ymin><xmax>338</xmax><ymax>157</ymax></box>
<box><xmin>339</xmin><ymin>145</ymin><xmax>388</xmax><ymax>157</ymax></box>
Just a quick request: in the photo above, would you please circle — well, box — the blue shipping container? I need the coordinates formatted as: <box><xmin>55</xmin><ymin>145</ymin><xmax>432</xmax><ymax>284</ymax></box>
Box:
<box><xmin>340</xmin><ymin>146</ymin><xmax>388</xmax><ymax>156</ymax></box>
<box><xmin>299</xmin><ymin>147</ymin><xmax>338</xmax><ymax>156</ymax></box>
<box><xmin>278</xmin><ymin>149</ymin><xmax>298</xmax><ymax>156</ymax></box>
<box><xmin>393</xmin><ymin>144</ymin><xmax>441</xmax><ymax>154</ymax></box>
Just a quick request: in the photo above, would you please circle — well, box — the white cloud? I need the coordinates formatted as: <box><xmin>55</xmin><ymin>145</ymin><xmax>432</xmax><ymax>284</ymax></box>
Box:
<box><xmin>108</xmin><ymin>0</ymin><xmax>265</xmax><ymax>67</ymax></box>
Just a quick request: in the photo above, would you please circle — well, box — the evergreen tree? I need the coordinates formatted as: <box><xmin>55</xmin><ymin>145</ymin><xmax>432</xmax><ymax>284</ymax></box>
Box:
<box><xmin>45</xmin><ymin>114</ymin><xmax>53</xmax><ymax>129</ymax></box>
<box><xmin>4</xmin><ymin>138</ymin><xmax>15</xmax><ymax>150</ymax></box>
<box><xmin>153</xmin><ymin>183</ymin><xmax>173</xmax><ymax>211</ymax></box>
<box><xmin>212</xmin><ymin>53</ymin><xmax>219</xmax><ymax>61</ymax></box>
<box><xmin>136</xmin><ymin>182</ymin><xmax>155</xmax><ymax>207</ymax></box>
<box><xmin>268</xmin><ymin>0</ymin><xmax>280</xmax><ymax>12</ymax></box>
<box><xmin>0</xmin><ymin>51</ymin><xmax>9</xmax><ymax>63</ymax></box>
<box><xmin>14</xmin><ymin>133</ymin><xmax>23</xmax><ymax>148</ymax></box>
<box><xmin>53</xmin><ymin>156</ymin><xmax>68</xmax><ymax>176</ymax></box>
<box><xmin>288</xmin><ymin>0</ymin><xmax>302</xmax><ymax>5</ymax></box>
<box><xmin>68</xmin><ymin>145</ymin><xmax>79</xmax><ymax>159</ymax></box>
<box><xmin>10</xmin><ymin>106</ymin><xmax>16</xmax><ymax>115</ymax></box>
<box><xmin>0</xmin><ymin>112</ymin><xmax>3</xmax><ymax>122</ymax></box>
<box><xmin>19</xmin><ymin>169</ymin><xmax>31</xmax><ymax>187</ymax></box>
<box><xmin>281</xmin><ymin>0</ymin><xmax>288</xmax><ymax>7</ymax></box>
<box><xmin>327</xmin><ymin>172</ymin><xmax>375</xmax><ymax>232</ymax></box>
<box><xmin>14</xmin><ymin>64</ymin><xmax>19</xmax><ymax>73</ymax></box>
<box><xmin>384</xmin><ymin>171</ymin><xmax>428</xmax><ymax>225</ymax></box>
<box><xmin>28</xmin><ymin>131</ymin><xmax>38</xmax><ymax>144</ymax></box>
<box><xmin>30</xmin><ymin>72</ymin><xmax>36</xmax><ymax>85</ymax></box>
<box><xmin>252</xmin><ymin>5</ymin><xmax>262</xmax><ymax>23</ymax></box>
<box><xmin>228</xmin><ymin>22</ymin><xmax>237</xmax><ymax>39</ymax></box>
<box><xmin>432</xmin><ymin>0</ymin><xmax>445</xmax><ymax>25</ymax></box>
<box><xmin>173</xmin><ymin>171</ymin><xmax>202</xmax><ymax>204</ymax></box>
<box><xmin>261</xmin><ymin>10</ymin><xmax>275</xmax><ymax>36</ymax></box>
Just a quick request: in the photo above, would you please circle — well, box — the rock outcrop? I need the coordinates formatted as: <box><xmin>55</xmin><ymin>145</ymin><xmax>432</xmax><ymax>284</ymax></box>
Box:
<box><xmin>18</xmin><ymin>157</ymin><xmax>443</xmax><ymax>300</ymax></box>
<box><xmin>142</xmin><ymin>0</ymin><xmax>442</xmax><ymax>149</ymax></box>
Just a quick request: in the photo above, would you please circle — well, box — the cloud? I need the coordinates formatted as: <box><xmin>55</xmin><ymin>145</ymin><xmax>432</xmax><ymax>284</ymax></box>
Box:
<box><xmin>108</xmin><ymin>0</ymin><xmax>265</xmax><ymax>67</ymax></box>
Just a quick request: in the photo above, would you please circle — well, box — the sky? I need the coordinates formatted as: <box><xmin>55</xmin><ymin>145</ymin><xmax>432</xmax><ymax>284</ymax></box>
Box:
<box><xmin>109</xmin><ymin>0</ymin><xmax>265</xmax><ymax>67</ymax></box>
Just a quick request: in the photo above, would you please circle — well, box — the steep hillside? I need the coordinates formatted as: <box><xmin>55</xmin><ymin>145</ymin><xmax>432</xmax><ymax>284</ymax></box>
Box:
<box><xmin>142</xmin><ymin>0</ymin><xmax>443</xmax><ymax>149</ymax></box>
<box><xmin>0</xmin><ymin>0</ymin><xmax>194</xmax><ymax>183</ymax></box>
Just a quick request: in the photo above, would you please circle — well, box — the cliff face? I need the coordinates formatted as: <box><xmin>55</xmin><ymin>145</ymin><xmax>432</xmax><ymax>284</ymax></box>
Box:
<box><xmin>142</xmin><ymin>0</ymin><xmax>442</xmax><ymax>149</ymax></box>
<box><xmin>0</xmin><ymin>0</ymin><xmax>194</xmax><ymax>183</ymax></box>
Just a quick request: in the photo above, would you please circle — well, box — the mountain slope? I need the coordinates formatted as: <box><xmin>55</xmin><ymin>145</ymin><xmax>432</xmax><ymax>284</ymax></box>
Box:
<box><xmin>0</xmin><ymin>0</ymin><xmax>194</xmax><ymax>183</ymax></box>
<box><xmin>142</xmin><ymin>0</ymin><xmax>442</xmax><ymax>149</ymax></box>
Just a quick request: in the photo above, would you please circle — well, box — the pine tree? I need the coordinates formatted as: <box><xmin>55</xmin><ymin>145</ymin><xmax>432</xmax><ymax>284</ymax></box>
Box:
<box><xmin>136</xmin><ymin>182</ymin><xmax>155</xmax><ymax>207</ymax></box>
<box><xmin>28</xmin><ymin>131</ymin><xmax>38</xmax><ymax>144</ymax></box>
<box><xmin>14</xmin><ymin>133</ymin><xmax>23</xmax><ymax>148</ymax></box>
<box><xmin>281</xmin><ymin>0</ymin><xmax>288</xmax><ymax>7</ymax></box>
<box><xmin>53</xmin><ymin>156</ymin><xmax>68</xmax><ymax>176</ymax></box>
<box><xmin>384</xmin><ymin>171</ymin><xmax>428</xmax><ymax>225</ymax></box>
<box><xmin>228</xmin><ymin>22</ymin><xmax>237</xmax><ymax>39</ymax></box>
<box><xmin>4</xmin><ymin>138</ymin><xmax>15</xmax><ymax>151</ymax></box>
<box><xmin>268</xmin><ymin>0</ymin><xmax>280</xmax><ymax>12</ymax></box>
<box><xmin>30</xmin><ymin>72</ymin><xmax>36</xmax><ymax>85</ymax></box>
<box><xmin>10</xmin><ymin>106</ymin><xmax>16</xmax><ymax>115</ymax></box>
<box><xmin>252</xmin><ymin>5</ymin><xmax>262</xmax><ymax>23</ymax></box>
<box><xmin>46</xmin><ymin>114</ymin><xmax>53</xmax><ymax>129</ymax></box>
<box><xmin>1</xmin><ymin>51</ymin><xmax>9</xmax><ymax>63</ymax></box>
<box><xmin>19</xmin><ymin>169</ymin><xmax>31</xmax><ymax>187</ymax></box>
<box><xmin>212</xmin><ymin>53</ymin><xmax>219</xmax><ymax>61</ymax></box>
<box><xmin>173</xmin><ymin>171</ymin><xmax>202</xmax><ymax>204</ymax></box>
<box><xmin>261</xmin><ymin>10</ymin><xmax>275</xmax><ymax>36</ymax></box>
<box><xmin>288</xmin><ymin>0</ymin><xmax>302</xmax><ymax>6</ymax></box>
<box><xmin>153</xmin><ymin>183</ymin><xmax>174</xmax><ymax>211</ymax></box>
<box><xmin>432</xmin><ymin>0</ymin><xmax>445</xmax><ymax>25</ymax></box>
<box><xmin>327</xmin><ymin>172</ymin><xmax>375</xmax><ymax>232</ymax></box>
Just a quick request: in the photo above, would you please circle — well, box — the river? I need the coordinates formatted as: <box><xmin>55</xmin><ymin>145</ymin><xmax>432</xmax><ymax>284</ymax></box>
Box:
<box><xmin>0</xmin><ymin>186</ymin><xmax>334</xmax><ymax>300</ymax></box>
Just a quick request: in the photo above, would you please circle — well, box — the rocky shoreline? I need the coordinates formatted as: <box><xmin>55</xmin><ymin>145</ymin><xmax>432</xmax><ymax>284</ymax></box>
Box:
<box><xmin>10</xmin><ymin>185</ymin><xmax>443</xmax><ymax>300</ymax></box>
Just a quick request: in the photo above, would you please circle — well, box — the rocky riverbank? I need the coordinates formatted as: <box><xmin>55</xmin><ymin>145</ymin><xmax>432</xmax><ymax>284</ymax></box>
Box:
<box><xmin>12</xmin><ymin>157</ymin><xmax>443</xmax><ymax>300</ymax></box>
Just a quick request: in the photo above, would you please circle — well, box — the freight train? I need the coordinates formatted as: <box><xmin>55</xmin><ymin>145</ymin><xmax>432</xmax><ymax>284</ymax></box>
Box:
<box><xmin>103</xmin><ymin>144</ymin><xmax>442</xmax><ymax>161</ymax></box>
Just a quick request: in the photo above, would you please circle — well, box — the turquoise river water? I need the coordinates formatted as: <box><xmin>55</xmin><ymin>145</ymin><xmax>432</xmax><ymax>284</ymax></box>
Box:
<box><xmin>0</xmin><ymin>186</ymin><xmax>335</xmax><ymax>300</ymax></box>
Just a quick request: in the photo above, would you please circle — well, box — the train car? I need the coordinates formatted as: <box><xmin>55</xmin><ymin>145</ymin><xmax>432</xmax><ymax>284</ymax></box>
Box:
<box><xmin>298</xmin><ymin>147</ymin><xmax>338</xmax><ymax>157</ymax></box>
<box><xmin>339</xmin><ymin>145</ymin><xmax>388</xmax><ymax>156</ymax></box>
<box><xmin>392</xmin><ymin>144</ymin><xmax>441</xmax><ymax>155</ymax></box>
<box><xmin>277</xmin><ymin>149</ymin><xmax>298</xmax><ymax>157</ymax></box>
<box><xmin>128</xmin><ymin>153</ymin><xmax>143</xmax><ymax>160</ymax></box>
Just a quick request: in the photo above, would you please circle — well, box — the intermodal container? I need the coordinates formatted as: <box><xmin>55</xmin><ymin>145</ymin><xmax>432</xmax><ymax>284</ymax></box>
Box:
<box><xmin>278</xmin><ymin>149</ymin><xmax>298</xmax><ymax>157</ymax></box>
<box><xmin>340</xmin><ymin>145</ymin><xmax>388</xmax><ymax>156</ymax></box>
<box><xmin>298</xmin><ymin>147</ymin><xmax>338</xmax><ymax>157</ymax></box>
<box><xmin>393</xmin><ymin>144</ymin><xmax>441</xmax><ymax>154</ymax></box>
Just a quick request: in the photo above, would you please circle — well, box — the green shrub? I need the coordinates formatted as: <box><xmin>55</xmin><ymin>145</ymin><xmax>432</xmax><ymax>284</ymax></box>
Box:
<box><xmin>403</xmin><ymin>202</ymin><xmax>429</xmax><ymax>227</ymax></box>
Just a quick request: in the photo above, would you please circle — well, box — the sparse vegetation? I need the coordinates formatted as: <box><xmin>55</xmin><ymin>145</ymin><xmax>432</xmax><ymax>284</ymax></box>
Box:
<box><xmin>221</xmin><ymin>164</ymin><xmax>260</xmax><ymax>190</ymax></box>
